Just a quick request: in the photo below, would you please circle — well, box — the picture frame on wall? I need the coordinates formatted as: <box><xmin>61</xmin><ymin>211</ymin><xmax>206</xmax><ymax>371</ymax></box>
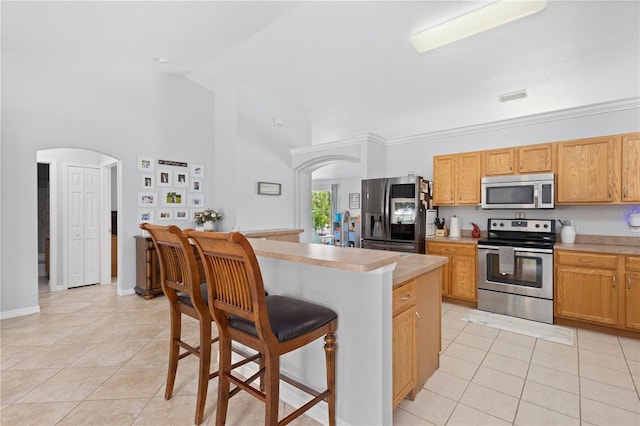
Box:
<box><xmin>161</xmin><ymin>188</ymin><xmax>186</xmax><ymax>207</ymax></box>
<box><xmin>191</xmin><ymin>164</ymin><xmax>205</xmax><ymax>178</ymax></box>
<box><xmin>175</xmin><ymin>171</ymin><xmax>188</xmax><ymax>188</ymax></box>
<box><xmin>257</xmin><ymin>181</ymin><xmax>281</xmax><ymax>196</ymax></box>
<box><xmin>157</xmin><ymin>169</ymin><xmax>172</xmax><ymax>187</ymax></box>
<box><xmin>190</xmin><ymin>209</ymin><xmax>203</xmax><ymax>222</ymax></box>
<box><xmin>137</xmin><ymin>208</ymin><xmax>154</xmax><ymax>223</ymax></box>
<box><xmin>140</xmin><ymin>173</ymin><xmax>154</xmax><ymax>189</ymax></box>
<box><xmin>349</xmin><ymin>192</ymin><xmax>360</xmax><ymax>209</ymax></box>
<box><xmin>189</xmin><ymin>194</ymin><xmax>205</xmax><ymax>207</ymax></box>
<box><xmin>191</xmin><ymin>178</ymin><xmax>202</xmax><ymax>193</ymax></box>
<box><xmin>174</xmin><ymin>209</ymin><xmax>189</xmax><ymax>221</ymax></box>
<box><xmin>138</xmin><ymin>192</ymin><xmax>158</xmax><ymax>207</ymax></box>
<box><xmin>137</xmin><ymin>156</ymin><xmax>155</xmax><ymax>173</ymax></box>
<box><xmin>158</xmin><ymin>209</ymin><xmax>173</xmax><ymax>221</ymax></box>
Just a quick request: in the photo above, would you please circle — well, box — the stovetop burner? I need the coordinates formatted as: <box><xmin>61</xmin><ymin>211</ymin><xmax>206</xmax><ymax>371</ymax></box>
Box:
<box><xmin>479</xmin><ymin>218</ymin><xmax>556</xmax><ymax>248</ymax></box>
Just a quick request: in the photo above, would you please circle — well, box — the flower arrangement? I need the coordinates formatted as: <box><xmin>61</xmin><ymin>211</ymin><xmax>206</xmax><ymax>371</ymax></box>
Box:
<box><xmin>194</xmin><ymin>208</ymin><xmax>223</xmax><ymax>225</ymax></box>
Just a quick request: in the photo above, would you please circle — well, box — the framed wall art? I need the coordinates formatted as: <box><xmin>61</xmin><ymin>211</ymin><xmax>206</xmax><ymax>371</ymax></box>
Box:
<box><xmin>191</xmin><ymin>178</ymin><xmax>202</xmax><ymax>193</ymax></box>
<box><xmin>189</xmin><ymin>194</ymin><xmax>205</xmax><ymax>207</ymax></box>
<box><xmin>158</xmin><ymin>209</ymin><xmax>173</xmax><ymax>221</ymax></box>
<box><xmin>174</xmin><ymin>209</ymin><xmax>189</xmax><ymax>221</ymax></box>
<box><xmin>137</xmin><ymin>208</ymin><xmax>154</xmax><ymax>223</ymax></box>
<box><xmin>157</xmin><ymin>169</ymin><xmax>172</xmax><ymax>187</ymax></box>
<box><xmin>175</xmin><ymin>171</ymin><xmax>188</xmax><ymax>188</ymax></box>
<box><xmin>138</xmin><ymin>192</ymin><xmax>158</xmax><ymax>207</ymax></box>
<box><xmin>191</xmin><ymin>164</ymin><xmax>205</xmax><ymax>178</ymax></box>
<box><xmin>141</xmin><ymin>174</ymin><xmax>154</xmax><ymax>189</ymax></box>
<box><xmin>137</xmin><ymin>156</ymin><xmax>155</xmax><ymax>173</ymax></box>
<box><xmin>349</xmin><ymin>192</ymin><xmax>360</xmax><ymax>209</ymax></box>
<box><xmin>257</xmin><ymin>181</ymin><xmax>281</xmax><ymax>196</ymax></box>
<box><xmin>161</xmin><ymin>188</ymin><xmax>186</xmax><ymax>207</ymax></box>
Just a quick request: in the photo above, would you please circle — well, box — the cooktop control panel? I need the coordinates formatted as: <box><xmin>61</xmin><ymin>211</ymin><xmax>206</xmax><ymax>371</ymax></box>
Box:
<box><xmin>487</xmin><ymin>219</ymin><xmax>555</xmax><ymax>234</ymax></box>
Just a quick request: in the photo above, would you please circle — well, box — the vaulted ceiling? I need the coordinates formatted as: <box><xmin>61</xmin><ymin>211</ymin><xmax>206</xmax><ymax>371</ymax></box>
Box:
<box><xmin>2</xmin><ymin>1</ymin><xmax>639</xmax><ymax>144</ymax></box>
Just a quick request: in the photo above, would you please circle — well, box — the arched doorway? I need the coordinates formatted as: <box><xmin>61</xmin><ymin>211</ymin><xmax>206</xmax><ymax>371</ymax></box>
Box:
<box><xmin>37</xmin><ymin>148</ymin><xmax>121</xmax><ymax>295</ymax></box>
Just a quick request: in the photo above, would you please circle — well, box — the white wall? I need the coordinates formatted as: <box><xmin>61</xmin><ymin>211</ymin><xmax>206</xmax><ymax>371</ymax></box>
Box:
<box><xmin>0</xmin><ymin>53</ymin><xmax>216</xmax><ymax>317</ymax></box>
<box><xmin>214</xmin><ymin>85</ymin><xmax>311</xmax><ymax>231</ymax></box>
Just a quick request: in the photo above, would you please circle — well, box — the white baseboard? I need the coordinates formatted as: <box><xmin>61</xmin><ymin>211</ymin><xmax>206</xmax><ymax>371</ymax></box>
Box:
<box><xmin>0</xmin><ymin>305</ymin><xmax>40</xmax><ymax>320</ymax></box>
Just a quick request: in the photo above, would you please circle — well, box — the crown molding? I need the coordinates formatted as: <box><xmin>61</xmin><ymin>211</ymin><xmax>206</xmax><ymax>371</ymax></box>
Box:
<box><xmin>387</xmin><ymin>98</ymin><xmax>640</xmax><ymax>146</ymax></box>
<box><xmin>290</xmin><ymin>132</ymin><xmax>386</xmax><ymax>155</ymax></box>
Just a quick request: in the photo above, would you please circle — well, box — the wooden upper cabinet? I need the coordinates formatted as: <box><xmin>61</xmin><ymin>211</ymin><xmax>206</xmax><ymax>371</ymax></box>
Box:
<box><xmin>556</xmin><ymin>135</ymin><xmax>620</xmax><ymax>203</ymax></box>
<box><xmin>484</xmin><ymin>148</ymin><xmax>514</xmax><ymax>176</ymax></box>
<box><xmin>433</xmin><ymin>152</ymin><xmax>481</xmax><ymax>205</ymax></box>
<box><xmin>621</xmin><ymin>132</ymin><xmax>640</xmax><ymax>202</ymax></box>
<box><xmin>433</xmin><ymin>155</ymin><xmax>456</xmax><ymax>205</ymax></box>
<box><xmin>518</xmin><ymin>143</ymin><xmax>553</xmax><ymax>173</ymax></box>
<box><xmin>456</xmin><ymin>152</ymin><xmax>481</xmax><ymax>204</ymax></box>
<box><xmin>483</xmin><ymin>144</ymin><xmax>552</xmax><ymax>176</ymax></box>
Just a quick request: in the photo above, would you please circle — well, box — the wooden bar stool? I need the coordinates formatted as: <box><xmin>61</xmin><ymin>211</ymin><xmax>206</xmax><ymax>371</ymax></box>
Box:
<box><xmin>140</xmin><ymin>224</ymin><xmax>258</xmax><ymax>425</ymax></box>
<box><xmin>187</xmin><ymin>230</ymin><xmax>338</xmax><ymax>426</ymax></box>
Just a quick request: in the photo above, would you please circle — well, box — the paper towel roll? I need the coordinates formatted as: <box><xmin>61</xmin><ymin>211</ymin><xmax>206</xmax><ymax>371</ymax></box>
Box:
<box><xmin>449</xmin><ymin>216</ymin><xmax>461</xmax><ymax>238</ymax></box>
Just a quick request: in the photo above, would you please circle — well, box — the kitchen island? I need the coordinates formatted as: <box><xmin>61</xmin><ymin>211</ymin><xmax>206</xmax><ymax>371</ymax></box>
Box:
<box><xmin>245</xmin><ymin>238</ymin><xmax>448</xmax><ymax>425</ymax></box>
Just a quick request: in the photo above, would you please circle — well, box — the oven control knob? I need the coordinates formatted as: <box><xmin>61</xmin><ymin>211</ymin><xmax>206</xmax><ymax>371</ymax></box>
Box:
<box><xmin>543</xmin><ymin>224</ymin><xmax>549</xmax><ymax>228</ymax></box>
<box><xmin>535</xmin><ymin>224</ymin><xmax>540</xmax><ymax>228</ymax></box>
<box><xmin>499</xmin><ymin>222</ymin><xmax>504</xmax><ymax>227</ymax></box>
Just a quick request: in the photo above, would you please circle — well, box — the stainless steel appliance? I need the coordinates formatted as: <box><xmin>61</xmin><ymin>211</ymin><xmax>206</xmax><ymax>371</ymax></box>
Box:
<box><xmin>481</xmin><ymin>173</ymin><xmax>554</xmax><ymax>209</ymax></box>
<box><xmin>477</xmin><ymin>218</ymin><xmax>556</xmax><ymax>324</ymax></box>
<box><xmin>361</xmin><ymin>176</ymin><xmax>429</xmax><ymax>253</ymax></box>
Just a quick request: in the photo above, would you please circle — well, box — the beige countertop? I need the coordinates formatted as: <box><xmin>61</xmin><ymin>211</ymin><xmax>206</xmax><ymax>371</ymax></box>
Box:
<box><xmin>242</xmin><ymin>228</ymin><xmax>303</xmax><ymax>238</ymax></box>
<box><xmin>248</xmin><ymin>239</ymin><xmax>448</xmax><ymax>281</ymax></box>
<box><xmin>426</xmin><ymin>236</ymin><xmax>480</xmax><ymax>244</ymax></box>
<box><xmin>554</xmin><ymin>242</ymin><xmax>640</xmax><ymax>255</ymax></box>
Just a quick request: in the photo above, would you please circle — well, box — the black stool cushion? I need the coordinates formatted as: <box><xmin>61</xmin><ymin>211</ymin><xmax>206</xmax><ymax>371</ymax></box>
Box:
<box><xmin>229</xmin><ymin>295</ymin><xmax>337</xmax><ymax>342</ymax></box>
<box><xmin>178</xmin><ymin>282</ymin><xmax>208</xmax><ymax>307</ymax></box>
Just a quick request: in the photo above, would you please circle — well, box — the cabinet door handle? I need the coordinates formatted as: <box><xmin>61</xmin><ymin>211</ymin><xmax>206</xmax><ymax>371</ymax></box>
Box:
<box><xmin>623</xmin><ymin>186</ymin><xmax>628</xmax><ymax>198</ymax></box>
<box><xmin>629</xmin><ymin>276</ymin><xmax>632</xmax><ymax>290</ymax></box>
<box><xmin>445</xmin><ymin>248</ymin><xmax>456</xmax><ymax>252</ymax></box>
<box><xmin>401</xmin><ymin>295</ymin><xmax>411</xmax><ymax>301</ymax></box>
<box><xmin>415</xmin><ymin>311</ymin><xmax>421</xmax><ymax>328</ymax></box>
<box><xmin>509</xmin><ymin>163</ymin><xmax>512</xmax><ymax>171</ymax></box>
<box><xmin>608</xmin><ymin>186</ymin><xmax>612</xmax><ymax>198</ymax></box>
<box><xmin>612</xmin><ymin>275</ymin><xmax>616</xmax><ymax>288</ymax></box>
<box><xmin>578</xmin><ymin>258</ymin><xmax>593</xmax><ymax>263</ymax></box>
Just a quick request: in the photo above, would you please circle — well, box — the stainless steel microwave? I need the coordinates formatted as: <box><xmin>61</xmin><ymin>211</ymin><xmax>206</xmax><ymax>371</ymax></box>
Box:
<box><xmin>481</xmin><ymin>173</ymin><xmax>554</xmax><ymax>209</ymax></box>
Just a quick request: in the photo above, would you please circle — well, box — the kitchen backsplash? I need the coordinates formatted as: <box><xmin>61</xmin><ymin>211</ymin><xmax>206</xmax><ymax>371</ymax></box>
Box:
<box><xmin>437</xmin><ymin>204</ymin><xmax>640</xmax><ymax>239</ymax></box>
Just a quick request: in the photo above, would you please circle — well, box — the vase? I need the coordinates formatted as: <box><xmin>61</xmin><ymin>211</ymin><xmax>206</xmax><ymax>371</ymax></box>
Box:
<box><xmin>203</xmin><ymin>221</ymin><xmax>217</xmax><ymax>232</ymax></box>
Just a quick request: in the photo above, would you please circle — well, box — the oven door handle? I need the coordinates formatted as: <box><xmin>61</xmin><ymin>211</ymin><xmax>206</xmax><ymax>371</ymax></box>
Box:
<box><xmin>477</xmin><ymin>244</ymin><xmax>553</xmax><ymax>254</ymax></box>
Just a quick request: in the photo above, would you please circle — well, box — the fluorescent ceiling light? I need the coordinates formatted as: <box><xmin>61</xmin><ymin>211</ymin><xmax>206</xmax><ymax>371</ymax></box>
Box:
<box><xmin>411</xmin><ymin>1</ymin><xmax>547</xmax><ymax>53</ymax></box>
<box><xmin>498</xmin><ymin>89</ymin><xmax>528</xmax><ymax>102</ymax></box>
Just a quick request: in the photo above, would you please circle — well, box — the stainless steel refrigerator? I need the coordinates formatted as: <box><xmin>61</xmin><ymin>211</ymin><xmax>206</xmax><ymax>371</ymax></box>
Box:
<box><xmin>361</xmin><ymin>175</ymin><xmax>430</xmax><ymax>254</ymax></box>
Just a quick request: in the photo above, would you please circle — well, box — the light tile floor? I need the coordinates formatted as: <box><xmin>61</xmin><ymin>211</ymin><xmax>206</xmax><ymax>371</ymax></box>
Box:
<box><xmin>1</xmin><ymin>282</ymin><xmax>639</xmax><ymax>425</ymax></box>
<box><xmin>395</xmin><ymin>303</ymin><xmax>640</xmax><ymax>426</ymax></box>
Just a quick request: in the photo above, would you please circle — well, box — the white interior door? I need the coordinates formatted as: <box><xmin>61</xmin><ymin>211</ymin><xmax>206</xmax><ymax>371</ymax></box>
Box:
<box><xmin>67</xmin><ymin>166</ymin><xmax>100</xmax><ymax>288</ymax></box>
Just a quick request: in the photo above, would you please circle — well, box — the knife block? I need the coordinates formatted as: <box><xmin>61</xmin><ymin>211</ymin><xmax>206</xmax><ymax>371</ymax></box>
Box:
<box><xmin>435</xmin><ymin>226</ymin><xmax>448</xmax><ymax>237</ymax></box>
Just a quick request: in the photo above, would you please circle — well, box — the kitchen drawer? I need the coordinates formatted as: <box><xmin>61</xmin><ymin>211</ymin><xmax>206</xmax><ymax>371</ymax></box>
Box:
<box><xmin>426</xmin><ymin>243</ymin><xmax>476</xmax><ymax>257</ymax></box>
<box><xmin>393</xmin><ymin>280</ymin><xmax>417</xmax><ymax>315</ymax></box>
<box><xmin>627</xmin><ymin>256</ymin><xmax>640</xmax><ymax>272</ymax></box>
<box><xmin>555</xmin><ymin>251</ymin><xmax>618</xmax><ymax>269</ymax></box>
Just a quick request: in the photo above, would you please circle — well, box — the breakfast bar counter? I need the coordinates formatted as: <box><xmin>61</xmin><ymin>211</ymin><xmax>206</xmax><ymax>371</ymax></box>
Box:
<box><xmin>245</xmin><ymin>239</ymin><xmax>447</xmax><ymax>425</ymax></box>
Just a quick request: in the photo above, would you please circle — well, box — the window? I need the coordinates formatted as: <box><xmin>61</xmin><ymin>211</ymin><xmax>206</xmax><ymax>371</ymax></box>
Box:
<box><xmin>311</xmin><ymin>190</ymin><xmax>331</xmax><ymax>244</ymax></box>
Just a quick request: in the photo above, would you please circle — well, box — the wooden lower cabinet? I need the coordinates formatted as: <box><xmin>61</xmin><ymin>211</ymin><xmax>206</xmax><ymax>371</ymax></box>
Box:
<box><xmin>555</xmin><ymin>265</ymin><xmax>618</xmax><ymax>326</ymax></box>
<box><xmin>426</xmin><ymin>241</ymin><xmax>477</xmax><ymax>303</ymax></box>
<box><xmin>392</xmin><ymin>280</ymin><xmax>416</xmax><ymax>408</ymax></box>
<box><xmin>555</xmin><ymin>250</ymin><xmax>640</xmax><ymax>335</ymax></box>
<box><xmin>393</xmin><ymin>268</ymin><xmax>442</xmax><ymax>408</ymax></box>
<box><xmin>625</xmin><ymin>256</ymin><xmax>640</xmax><ymax>330</ymax></box>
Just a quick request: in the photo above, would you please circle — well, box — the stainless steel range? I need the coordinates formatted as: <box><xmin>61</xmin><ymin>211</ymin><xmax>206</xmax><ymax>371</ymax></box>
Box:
<box><xmin>477</xmin><ymin>218</ymin><xmax>556</xmax><ymax>324</ymax></box>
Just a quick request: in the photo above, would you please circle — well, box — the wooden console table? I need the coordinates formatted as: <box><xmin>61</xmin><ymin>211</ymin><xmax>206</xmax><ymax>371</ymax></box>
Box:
<box><xmin>134</xmin><ymin>236</ymin><xmax>163</xmax><ymax>299</ymax></box>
